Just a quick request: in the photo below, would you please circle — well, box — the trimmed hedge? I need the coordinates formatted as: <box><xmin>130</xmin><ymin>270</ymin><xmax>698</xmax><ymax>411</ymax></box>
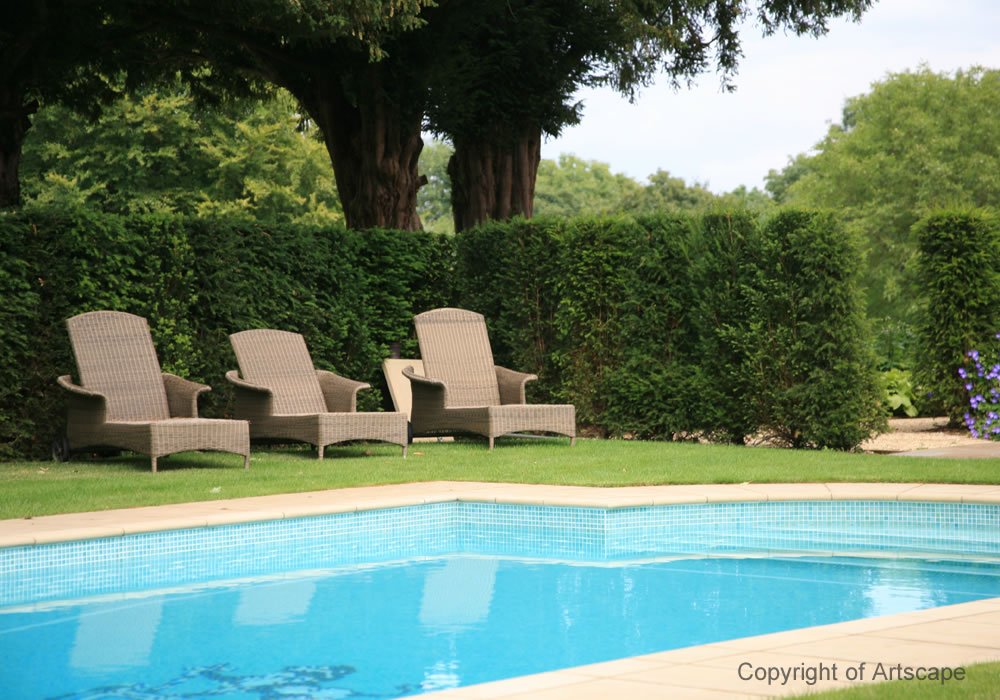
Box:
<box><xmin>0</xmin><ymin>209</ymin><xmax>453</xmax><ymax>459</ymax></box>
<box><xmin>742</xmin><ymin>210</ymin><xmax>885</xmax><ymax>449</ymax></box>
<box><xmin>914</xmin><ymin>210</ymin><xmax>1000</xmax><ymax>425</ymax></box>
<box><xmin>1</xmin><ymin>206</ymin><xmax>886</xmax><ymax>459</ymax></box>
<box><xmin>454</xmin><ymin>211</ymin><xmax>885</xmax><ymax>448</ymax></box>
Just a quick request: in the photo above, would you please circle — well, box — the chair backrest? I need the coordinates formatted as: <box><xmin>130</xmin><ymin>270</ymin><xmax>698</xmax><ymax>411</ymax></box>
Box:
<box><xmin>229</xmin><ymin>329</ymin><xmax>327</xmax><ymax>414</ymax></box>
<box><xmin>66</xmin><ymin>311</ymin><xmax>171</xmax><ymax>421</ymax></box>
<box><xmin>414</xmin><ymin>308</ymin><xmax>500</xmax><ymax>407</ymax></box>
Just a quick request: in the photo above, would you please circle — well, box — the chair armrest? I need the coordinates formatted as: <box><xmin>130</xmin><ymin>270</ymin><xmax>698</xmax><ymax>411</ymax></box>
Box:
<box><xmin>57</xmin><ymin>375</ymin><xmax>108</xmax><ymax>430</ymax></box>
<box><xmin>225</xmin><ymin>370</ymin><xmax>271</xmax><ymax>394</ymax></box>
<box><xmin>403</xmin><ymin>366</ymin><xmax>448</xmax><ymax>407</ymax></box>
<box><xmin>316</xmin><ymin>370</ymin><xmax>370</xmax><ymax>413</ymax></box>
<box><xmin>495</xmin><ymin>366</ymin><xmax>537</xmax><ymax>405</ymax></box>
<box><xmin>225</xmin><ymin>369</ymin><xmax>274</xmax><ymax>419</ymax></box>
<box><xmin>57</xmin><ymin>375</ymin><xmax>105</xmax><ymax>401</ymax></box>
<box><xmin>163</xmin><ymin>373</ymin><xmax>210</xmax><ymax>418</ymax></box>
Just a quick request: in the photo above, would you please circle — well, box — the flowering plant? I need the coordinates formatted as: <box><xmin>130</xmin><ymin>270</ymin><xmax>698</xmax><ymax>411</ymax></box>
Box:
<box><xmin>959</xmin><ymin>334</ymin><xmax>1000</xmax><ymax>439</ymax></box>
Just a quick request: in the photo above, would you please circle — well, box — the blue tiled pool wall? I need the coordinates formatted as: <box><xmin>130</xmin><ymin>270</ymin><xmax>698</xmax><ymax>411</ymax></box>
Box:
<box><xmin>2</xmin><ymin>500</ymin><xmax>999</xmax><ymax>606</ymax></box>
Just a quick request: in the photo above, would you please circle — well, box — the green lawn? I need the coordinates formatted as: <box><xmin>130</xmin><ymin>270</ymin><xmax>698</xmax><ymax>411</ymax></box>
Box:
<box><xmin>2</xmin><ymin>436</ymin><xmax>1000</xmax><ymax>519</ymax></box>
<box><xmin>795</xmin><ymin>661</ymin><xmax>1000</xmax><ymax>699</ymax></box>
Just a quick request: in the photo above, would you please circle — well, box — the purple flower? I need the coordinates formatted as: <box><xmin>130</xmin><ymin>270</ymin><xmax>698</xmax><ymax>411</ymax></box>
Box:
<box><xmin>966</xmin><ymin>382</ymin><xmax>974</xmax><ymax>391</ymax></box>
<box><xmin>958</xmin><ymin>368</ymin><xmax>968</xmax><ymax>379</ymax></box>
<box><xmin>971</xmin><ymin>350</ymin><xmax>981</xmax><ymax>361</ymax></box>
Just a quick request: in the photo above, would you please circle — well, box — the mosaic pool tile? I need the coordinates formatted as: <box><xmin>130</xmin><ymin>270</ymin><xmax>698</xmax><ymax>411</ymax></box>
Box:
<box><xmin>1</xmin><ymin>500</ymin><xmax>998</xmax><ymax>607</ymax></box>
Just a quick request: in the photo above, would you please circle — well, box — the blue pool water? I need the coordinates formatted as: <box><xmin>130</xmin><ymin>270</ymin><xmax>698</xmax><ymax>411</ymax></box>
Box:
<box><xmin>1</xmin><ymin>500</ymin><xmax>1000</xmax><ymax>699</ymax></box>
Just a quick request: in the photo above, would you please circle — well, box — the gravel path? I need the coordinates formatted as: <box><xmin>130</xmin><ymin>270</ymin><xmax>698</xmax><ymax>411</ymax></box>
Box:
<box><xmin>860</xmin><ymin>416</ymin><xmax>980</xmax><ymax>454</ymax></box>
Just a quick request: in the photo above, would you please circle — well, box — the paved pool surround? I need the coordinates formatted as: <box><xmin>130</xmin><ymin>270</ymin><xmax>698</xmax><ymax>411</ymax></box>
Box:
<box><xmin>3</xmin><ymin>481</ymin><xmax>1000</xmax><ymax>699</ymax></box>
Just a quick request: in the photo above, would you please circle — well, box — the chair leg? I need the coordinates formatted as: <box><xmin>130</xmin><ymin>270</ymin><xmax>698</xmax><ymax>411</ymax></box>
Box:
<box><xmin>51</xmin><ymin>433</ymin><xmax>71</xmax><ymax>463</ymax></box>
<box><xmin>243</xmin><ymin>454</ymin><xmax>250</xmax><ymax>470</ymax></box>
<box><xmin>402</xmin><ymin>445</ymin><xmax>407</xmax><ymax>458</ymax></box>
<box><xmin>570</xmin><ymin>436</ymin><xmax>576</xmax><ymax>447</ymax></box>
<box><xmin>151</xmin><ymin>456</ymin><xmax>158</xmax><ymax>473</ymax></box>
<box><xmin>488</xmin><ymin>436</ymin><xmax>494</xmax><ymax>451</ymax></box>
<box><xmin>317</xmin><ymin>444</ymin><xmax>324</xmax><ymax>460</ymax></box>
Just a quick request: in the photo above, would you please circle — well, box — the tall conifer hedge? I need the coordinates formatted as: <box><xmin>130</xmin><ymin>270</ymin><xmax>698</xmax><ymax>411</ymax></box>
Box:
<box><xmin>1</xmin><ymin>206</ymin><xmax>888</xmax><ymax>459</ymax></box>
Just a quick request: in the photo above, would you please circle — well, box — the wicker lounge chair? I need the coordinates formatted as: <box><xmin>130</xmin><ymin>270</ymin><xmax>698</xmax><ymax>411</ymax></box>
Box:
<box><xmin>57</xmin><ymin>310</ymin><xmax>250</xmax><ymax>472</ymax></box>
<box><xmin>227</xmin><ymin>329</ymin><xmax>408</xmax><ymax>458</ymax></box>
<box><xmin>403</xmin><ymin>307</ymin><xmax>575</xmax><ymax>449</ymax></box>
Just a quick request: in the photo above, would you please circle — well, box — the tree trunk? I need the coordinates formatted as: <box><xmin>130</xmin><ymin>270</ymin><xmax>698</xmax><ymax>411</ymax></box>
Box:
<box><xmin>0</xmin><ymin>89</ymin><xmax>34</xmax><ymax>208</ymax></box>
<box><xmin>448</xmin><ymin>126</ymin><xmax>541</xmax><ymax>232</ymax></box>
<box><xmin>299</xmin><ymin>65</ymin><xmax>425</xmax><ymax>232</ymax></box>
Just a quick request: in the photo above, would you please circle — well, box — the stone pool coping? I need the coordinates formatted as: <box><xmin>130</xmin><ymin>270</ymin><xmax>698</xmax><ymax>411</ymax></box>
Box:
<box><xmin>3</xmin><ymin>481</ymin><xmax>1000</xmax><ymax>698</ymax></box>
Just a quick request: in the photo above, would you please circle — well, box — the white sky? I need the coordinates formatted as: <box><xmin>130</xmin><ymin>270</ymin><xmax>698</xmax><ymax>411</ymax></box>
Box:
<box><xmin>540</xmin><ymin>0</ymin><xmax>1000</xmax><ymax>194</ymax></box>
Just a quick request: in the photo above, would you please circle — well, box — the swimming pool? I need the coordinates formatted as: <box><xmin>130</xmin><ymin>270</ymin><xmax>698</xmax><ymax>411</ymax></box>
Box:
<box><xmin>2</xmin><ymin>499</ymin><xmax>999</xmax><ymax>698</ymax></box>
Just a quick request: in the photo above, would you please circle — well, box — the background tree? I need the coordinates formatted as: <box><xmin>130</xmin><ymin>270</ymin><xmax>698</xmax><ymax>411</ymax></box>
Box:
<box><xmin>416</xmin><ymin>140</ymin><xmax>455</xmax><ymax>233</ymax></box>
<box><xmin>20</xmin><ymin>84</ymin><xmax>344</xmax><ymax>225</ymax></box>
<box><xmin>533</xmin><ymin>155</ymin><xmax>641</xmax><ymax>219</ymax></box>
<box><xmin>620</xmin><ymin>170</ymin><xmax>717</xmax><ymax>214</ymax></box>
<box><xmin>770</xmin><ymin>66</ymin><xmax>1000</xmax><ymax>330</ymax></box>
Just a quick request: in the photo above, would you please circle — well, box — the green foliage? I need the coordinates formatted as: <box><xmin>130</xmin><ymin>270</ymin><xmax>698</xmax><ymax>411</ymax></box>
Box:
<box><xmin>870</xmin><ymin>317</ymin><xmax>918</xmax><ymax>371</ymax></box>
<box><xmin>621</xmin><ymin>170</ymin><xmax>718</xmax><ymax>215</ymax></box>
<box><xmin>418</xmin><ymin>144</ymin><xmax>648</xmax><ymax>231</ymax></box>
<box><xmin>3</xmin><ymin>205</ymin><xmax>885</xmax><ymax>459</ymax></box>
<box><xmin>774</xmin><ymin>66</ymin><xmax>1000</xmax><ymax>328</ymax></box>
<box><xmin>416</xmin><ymin>140</ymin><xmax>455</xmax><ymax>233</ymax></box>
<box><xmin>602</xmin><ymin>215</ymin><xmax>700</xmax><ymax>439</ymax></box>
<box><xmin>20</xmin><ymin>86</ymin><xmax>343</xmax><ymax>225</ymax></box>
<box><xmin>914</xmin><ymin>210</ymin><xmax>1000</xmax><ymax>425</ymax></box>
<box><xmin>713</xmin><ymin>185</ymin><xmax>778</xmax><ymax>219</ymax></box>
<box><xmin>880</xmin><ymin>369</ymin><xmax>919</xmax><ymax>418</ymax></box>
<box><xmin>690</xmin><ymin>211</ymin><xmax>764</xmax><ymax>443</ymax></box>
<box><xmin>551</xmin><ymin>217</ymin><xmax>639</xmax><ymax>431</ymax></box>
<box><xmin>741</xmin><ymin>210</ymin><xmax>886</xmax><ymax>449</ymax></box>
<box><xmin>534</xmin><ymin>155</ymin><xmax>641</xmax><ymax>218</ymax></box>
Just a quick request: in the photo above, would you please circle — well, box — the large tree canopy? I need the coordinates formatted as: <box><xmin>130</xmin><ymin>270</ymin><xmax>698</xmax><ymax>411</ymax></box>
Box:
<box><xmin>770</xmin><ymin>66</ymin><xmax>1000</xmax><ymax>326</ymax></box>
<box><xmin>4</xmin><ymin>0</ymin><xmax>875</xmax><ymax>231</ymax></box>
<box><xmin>426</xmin><ymin>0</ymin><xmax>875</xmax><ymax>231</ymax></box>
<box><xmin>1</xmin><ymin>0</ymin><xmax>429</xmax><ymax>228</ymax></box>
<box><xmin>0</xmin><ymin>1</ymin><xmax>123</xmax><ymax>207</ymax></box>
<box><xmin>121</xmin><ymin>0</ymin><xmax>434</xmax><ymax>231</ymax></box>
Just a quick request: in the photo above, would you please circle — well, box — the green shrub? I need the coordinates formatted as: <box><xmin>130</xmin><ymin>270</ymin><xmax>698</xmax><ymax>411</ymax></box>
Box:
<box><xmin>1</xmin><ymin>205</ymin><xmax>888</xmax><ymax>459</ymax></box>
<box><xmin>602</xmin><ymin>214</ymin><xmax>700</xmax><ymax>439</ymax></box>
<box><xmin>551</xmin><ymin>217</ymin><xmax>640</xmax><ymax>433</ymax></box>
<box><xmin>741</xmin><ymin>210</ymin><xmax>886</xmax><ymax>449</ymax></box>
<box><xmin>880</xmin><ymin>369</ymin><xmax>919</xmax><ymax>418</ymax></box>
<box><xmin>914</xmin><ymin>210</ymin><xmax>1000</xmax><ymax>425</ymax></box>
<box><xmin>689</xmin><ymin>211</ymin><xmax>763</xmax><ymax>444</ymax></box>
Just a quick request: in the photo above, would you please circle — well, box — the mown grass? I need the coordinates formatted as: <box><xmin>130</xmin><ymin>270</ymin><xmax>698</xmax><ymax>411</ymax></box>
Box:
<box><xmin>2</xmin><ymin>436</ymin><xmax>1000</xmax><ymax>519</ymax></box>
<box><xmin>795</xmin><ymin>661</ymin><xmax>1000</xmax><ymax>699</ymax></box>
